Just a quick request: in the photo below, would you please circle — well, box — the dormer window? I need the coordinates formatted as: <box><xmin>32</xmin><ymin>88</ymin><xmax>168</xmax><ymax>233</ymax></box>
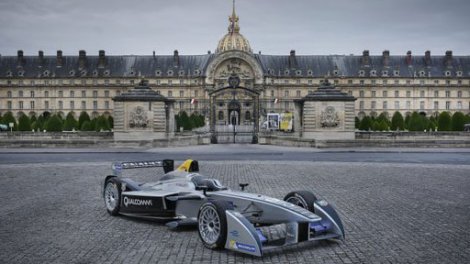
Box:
<box><xmin>155</xmin><ymin>70</ymin><xmax>162</xmax><ymax>76</ymax></box>
<box><xmin>333</xmin><ymin>70</ymin><xmax>339</xmax><ymax>76</ymax></box>
<box><xmin>18</xmin><ymin>70</ymin><xmax>25</xmax><ymax>77</ymax></box>
<box><xmin>381</xmin><ymin>70</ymin><xmax>388</xmax><ymax>77</ymax></box>
<box><xmin>193</xmin><ymin>69</ymin><xmax>201</xmax><ymax>75</ymax></box>
<box><xmin>80</xmin><ymin>70</ymin><xmax>87</xmax><ymax>77</ymax></box>
<box><xmin>419</xmin><ymin>71</ymin><xmax>426</xmax><ymax>77</ymax></box>
<box><xmin>444</xmin><ymin>71</ymin><xmax>451</xmax><ymax>77</ymax></box>
<box><xmin>43</xmin><ymin>70</ymin><xmax>50</xmax><ymax>77</ymax></box>
<box><xmin>393</xmin><ymin>70</ymin><xmax>400</xmax><ymax>77</ymax></box>
<box><xmin>295</xmin><ymin>70</ymin><xmax>302</xmax><ymax>76</ymax></box>
<box><xmin>456</xmin><ymin>71</ymin><xmax>463</xmax><ymax>77</ymax></box>
<box><xmin>178</xmin><ymin>70</ymin><xmax>185</xmax><ymax>77</ymax></box>
<box><xmin>103</xmin><ymin>70</ymin><xmax>111</xmax><ymax>76</ymax></box>
<box><xmin>69</xmin><ymin>70</ymin><xmax>76</xmax><ymax>77</ymax></box>
<box><xmin>268</xmin><ymin>69</ymin><xmax>274</xmax><ymax>75</ymax></box>
<box><xmin>93</xmin><ymin>70</ymin><xmax>99</xmax><ymax>77</ymax></box>
<box><xmin>284</xmin><ymin>69</ymin><xmax>290</xmax><ymax>76</ymax></box>
<box><xmin>307</xmin><ymin>70</ymin><xmax>313</xmax><ymax>76</ymax></box>
<box><xmin>370</xmin><ymin>70</ymin><xmax>377</xmax><ymax>77</ymax></box>
<box><xmin>6</xmin><ymin>71</ymin><xmax>13</xmax><ymax>77</ymax></box>
<box><xmin>167</xmin><ymin>70</ymin><xmax>174</xmax><ymax>76</ymax></box>
<box><xmin>358</xmin><ymin>70</ymin><xmax>365</xmax><ymax>77</ymax></box>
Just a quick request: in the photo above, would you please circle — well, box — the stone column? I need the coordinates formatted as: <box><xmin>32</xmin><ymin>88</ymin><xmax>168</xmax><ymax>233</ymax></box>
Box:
<box><xmin>297</xmin><ymin>80</ymin><xmax>356</xmax><ymax>140</ymax></box>
<box><xmin>112</xmin><ymin>80</ymin><xmax>174</xmax><ymax>141</ymax></box>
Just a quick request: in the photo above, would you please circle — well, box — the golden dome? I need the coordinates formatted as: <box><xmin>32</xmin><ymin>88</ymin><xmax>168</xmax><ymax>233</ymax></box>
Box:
<box><xmin>216</xmin><ymin>1</ymin><xmax>252</xmax><ymax>54</ymax></box>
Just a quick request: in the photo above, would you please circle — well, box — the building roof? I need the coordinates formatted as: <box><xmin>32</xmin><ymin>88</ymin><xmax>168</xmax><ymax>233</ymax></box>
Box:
<box><xmin>1</xmin><ymin>51</ymin><xmax>469</xmax><ymax>79</ymax></box>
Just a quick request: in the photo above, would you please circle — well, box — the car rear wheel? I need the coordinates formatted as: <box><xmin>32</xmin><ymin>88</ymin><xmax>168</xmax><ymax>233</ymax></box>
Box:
<box><xmin>284</xmin><ymin>190</ymin><xmax>317</xmax><ymax>213</ymax></box>
<box><xmin>104</xmin><ymin>178</ymin><xmax>121</xmax><ymax>215</ymax></box>
<box><xmin>197</xmin><ymin>200</ymin><xmax>233</xmax><ymax>249</ymax></box>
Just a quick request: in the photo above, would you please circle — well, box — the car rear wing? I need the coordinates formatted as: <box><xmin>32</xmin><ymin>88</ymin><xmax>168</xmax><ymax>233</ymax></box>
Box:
<box><xmin>111</xmin><ymin>159</ymin><xmax>174</xmax><ymax>176</ymax></box>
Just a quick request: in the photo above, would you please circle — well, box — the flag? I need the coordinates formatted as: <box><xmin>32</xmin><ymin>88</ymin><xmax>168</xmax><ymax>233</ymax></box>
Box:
<box><xmin>191</xmin><ymin>98</ymin><xmax>197</xmax><ymax>104</ymax></box>
<box><xmin>274</xmin><ymin>98</ymin><xmax>279</xmax><ymax>104</ymax></box>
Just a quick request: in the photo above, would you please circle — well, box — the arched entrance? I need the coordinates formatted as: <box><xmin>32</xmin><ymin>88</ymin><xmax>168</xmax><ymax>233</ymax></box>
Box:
<box><xmin>209</xmin><ymin>79</ymin><xmax>259</xmax><ymax>144</ymax></box>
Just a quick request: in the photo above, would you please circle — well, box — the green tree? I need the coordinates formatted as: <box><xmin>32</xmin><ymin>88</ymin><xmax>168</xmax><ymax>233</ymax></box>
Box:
<box><xmin>108</xmin><ymin>115</ymin><xmax>114</xmax><ymax>129</ymax></box>
<box><xmin>78</xmin><ymin>111</ymin><xmax>91</xmax><ymax>130</ymax></box>
<box><xmin>437</xmin><ymin>112</ymin><xmax>452</xmax><ymax>131</ymax></box>
<box><xmin>391</xmin><ymin>111</ymin><xmax>405</xmax><ymax>131</ymax></box>
<box><xmin>451</xmin><ymin>112</ymin><xmax>466</xmax><ymax>131</ymax></box>
<box><xmin>179</xmin><ymin>111</ymin><xmax>191</xmax><ymax>131</ymax></box>
<box><xmin>2</xmin><ymin>112</ymin><xmax>17</xmax><ymax>130</ymax></box>
<box><xmin>45</xmin><ymin>115</ymin><xmax>63</xmax><ymax>132</ymax></box>
<box><xmin>17</xmin><ymin>114</ymin><xmax>31</xmax><ymax>131</ymax></box>
<box><xmin>408</xmin><ymin>112</ymin><xmax>427</xmax><ymax>131</ymax></box>
<box><xmin>63</xmin><ymin>112</ymin><xmax>78</xmax><ymax>131</ymax></box>
<box><xmin>359</xmin><ymin>116</ymin><xmax>371</xmax><ymax>131</ymax></box>
<box><xmin>81</xmin><ymin>120</ymin><xmax>94</xmax><ymax>131</ymax></box>
<box><xmin>94</xmin><ymin>115</ymin><xmax>111</xmax><ymax>132</ymax></box>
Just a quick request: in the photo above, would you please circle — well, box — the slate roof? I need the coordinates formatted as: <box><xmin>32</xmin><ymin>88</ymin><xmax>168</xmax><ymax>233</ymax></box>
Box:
<box><xmin>1</xmin><ymin>52</ymin><xmax>469</xmax><ymax>78</ymax></box>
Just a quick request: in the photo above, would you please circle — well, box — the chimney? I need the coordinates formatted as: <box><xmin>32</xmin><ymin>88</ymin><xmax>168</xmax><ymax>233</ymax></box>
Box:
<box><xmin>98</xmin><ymin>50</ymin><xmax>106</xmax><ymax>68</ymax></box>
<box><xmin>17</xmin><ymin>50</ymin><xmax>25</xmax><ymax>68</ymax></box>
<box><xmin>289</xmin><ymin>50</ymin><xmax>297</xmax><ymax>68</ymax></box>
<box><xmin>424</xmin><ymin>50</ymin><xmax>431</xmax><ymax>67</ymax></box>
<box><xmin>56</xmin><ymin>50</ymin><xmax>63</xmax><ymax>67</ymax></box>
<box><xmin>405</xmin><ymin>51</ymin><xmax>412</xmax><ymax>66</ymax></box>
<box><xmin>78</xmin><ymin>50</ymin><xmax>87</xmax><ymax>69</ymax></box>
<box><xmin>173</xmin><ymin>50</ymin><xmax>179</xmax><ymax>66</ymax></box>
<box><xmin>361</xmin><ymin>50</ymin><xmax>370</xmax><ymax>66</ymax></box>
<box><xmin>38</xmin><ymin>50</ymin><xmax>44</xmax><ymax>67</ymax></box>
<box><xmin>445</xmin><ymin>50</ymin><xmax>453</xmax><ymax>67</ymax></box>
<box><xmin>382</xmin><ymin>50</ymin><xmax>390</xmax><ymax>67</ymax></box>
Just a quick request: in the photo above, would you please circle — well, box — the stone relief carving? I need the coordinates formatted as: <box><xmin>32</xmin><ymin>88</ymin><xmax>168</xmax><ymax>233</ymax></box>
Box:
<box><xmin>320</xmin><ymin>106</ymin><xmax>340</xmax><ymax>128</ymax></box>
<box><xmin>129</xmin><ymin>106</ymin><xmax>148</xmax><ymax>128</ymax></box>
<box><xmin>216</xmin><ymin>58</ymin><xmax>253</xmax><ymax>79</ymax></box>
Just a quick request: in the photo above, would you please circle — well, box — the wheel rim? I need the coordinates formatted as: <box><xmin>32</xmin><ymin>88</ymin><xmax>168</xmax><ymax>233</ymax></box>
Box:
<box><xmin>286</xmin><ymin>196</ymin><xmax>307</xmax><ymax>208</ymax></box>
<box><xmin>104</xmin><ymin>182</ymin><xmax>119</xmax><ymax>211</ymax></box>
<box><xmin>199</xmin><ymin>205</ymin><xmax>221</xmax><ymax>245</ymax></box>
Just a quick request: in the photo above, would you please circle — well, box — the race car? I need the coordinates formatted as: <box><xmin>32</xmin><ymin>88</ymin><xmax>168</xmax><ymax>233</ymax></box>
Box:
<box><xmin>102</xmin><ymin>159</ymin><xmax>344</xmax><ymax>256</ymax></box>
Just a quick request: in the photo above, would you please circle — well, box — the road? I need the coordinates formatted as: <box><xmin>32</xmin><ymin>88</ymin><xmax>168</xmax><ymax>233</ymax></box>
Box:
<box><xmin>1</xmin><ymin>144</ymin><xmax>469</xmax><ymax>165</ymax></box>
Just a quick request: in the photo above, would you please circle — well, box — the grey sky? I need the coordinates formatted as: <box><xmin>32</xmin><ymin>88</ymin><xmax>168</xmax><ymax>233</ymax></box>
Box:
<box><xmin>1</xmin><ymin>0</ymin><xmax>469</xmax><ymax>56</ymax></box>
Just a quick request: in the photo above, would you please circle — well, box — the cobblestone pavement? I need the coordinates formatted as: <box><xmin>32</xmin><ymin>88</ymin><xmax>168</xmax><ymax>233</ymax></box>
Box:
<box><xmin>0</xmin><ymin>161</ymin><xmax>469</xmax><ymax>264</ymax></box>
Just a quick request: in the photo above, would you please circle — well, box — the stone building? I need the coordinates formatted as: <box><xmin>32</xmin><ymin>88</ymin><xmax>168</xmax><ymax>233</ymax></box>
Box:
<box><xmin>0</xmin><ymin>3</ymin><xmax>469</xmax><ymax>132</ymax></box>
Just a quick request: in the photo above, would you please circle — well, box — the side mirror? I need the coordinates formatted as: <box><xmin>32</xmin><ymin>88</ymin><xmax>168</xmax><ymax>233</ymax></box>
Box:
<box><xmin>196</xmin><ymin>185</ymin><xmax>209</xmax><ymax>196</ymax></box>
<box><xmin>239</xmin><ymin>183</ymin><xmax>249</xmax><ymax>191</ymax></box>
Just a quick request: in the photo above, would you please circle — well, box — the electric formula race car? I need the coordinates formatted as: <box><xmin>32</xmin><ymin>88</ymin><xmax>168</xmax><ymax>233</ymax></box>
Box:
<box><xmin>102</xmin><ymin>159</ymin><xmax>344</xmax><ymax>257</ymax></box>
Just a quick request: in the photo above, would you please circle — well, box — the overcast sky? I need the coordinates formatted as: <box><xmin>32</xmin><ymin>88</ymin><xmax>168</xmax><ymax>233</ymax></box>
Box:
<box><xmin>1</xmin><ymin>0</ymin><xmax>469</xmax><ymax>56</ymax></box>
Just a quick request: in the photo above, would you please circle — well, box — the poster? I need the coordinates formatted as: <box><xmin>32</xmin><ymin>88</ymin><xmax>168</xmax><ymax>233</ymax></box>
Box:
<box><xmin>280</xmin><ymin>113</ymin><xmax>293</xmax><ymax>131</ymax></box>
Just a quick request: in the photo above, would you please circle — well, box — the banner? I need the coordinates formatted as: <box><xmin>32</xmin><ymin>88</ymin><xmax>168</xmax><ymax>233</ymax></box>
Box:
<box><xmin>280</xmin><ymin>113</ymin><xmax>293</xmax><ymax>132</ymax></box>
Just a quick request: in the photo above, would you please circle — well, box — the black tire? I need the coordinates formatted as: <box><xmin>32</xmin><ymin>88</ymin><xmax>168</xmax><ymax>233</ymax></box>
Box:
<box><xmin>104</xmin><ymin>178</ymin><xmax>121</xmax><ymax>216</ymax></box>
<box><xmin>284</xmin><ymin>190</ymin><xmax>317</xmax><ymax>213</ymax></box>
<box><xmin>197</xmin><ymin>200</ymin><xmax>233</xmax><ymax>249</ymax></box>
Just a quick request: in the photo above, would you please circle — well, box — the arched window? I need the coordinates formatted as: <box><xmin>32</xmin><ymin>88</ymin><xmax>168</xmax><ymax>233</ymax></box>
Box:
<box><xmin>218</xmin><ymin>111</ymin><xmax>224</xmax><ymax>121</ymax></box>
<box><xmin>245</xmin><ymin>111</ymin><xmax>251</xmax><ymax>121</ymax></box>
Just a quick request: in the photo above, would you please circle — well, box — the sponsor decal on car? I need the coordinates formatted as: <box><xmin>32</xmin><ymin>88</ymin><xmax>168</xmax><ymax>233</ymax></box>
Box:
<box><xmin>229</xmin><ymin>240</ymin><xmax>256</xmax><ymax>253</ymax></box>
<box><xmin>123</xmin><ymin>196</ymin><xmax>153</xmax><ymax>207</ymax></box>
<box><xmin>229</xmin><ymin>230</ymin><xmax>239</xmax><ymax>237</ymax></box>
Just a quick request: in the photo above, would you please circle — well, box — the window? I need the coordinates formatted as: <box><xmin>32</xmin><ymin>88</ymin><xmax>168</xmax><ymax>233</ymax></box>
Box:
<box><xmin>30</xmin><ymin>101</ymin><xmax>35</xmax><ymax>109</ymax></box>
<box><xmin>179</xmin><ymin>90</ymin><xmax>184</xmax><ymax>97</ymax></box>
<box><xmin>81</xmin><ymin>101</ymin><xmax>86</xmax><ymax>110</ymax></box>
<box><xmin>179</xmin><ymin>101</ymin><xmax>184</xmax><ymax>110</ymax></box>
<box><xmin>419</xmin><ymin>101</ymin><xmax>424</xmax><ymax>110</ymax></box>
<box><xmin>116</xmin><ymin>80</ymin><xmax>121</xmax><ymax>85</ymax></box>
<box><xmin>359</xmin><ymin>101</ymin><xmax>364</xmax><ymax>110</ymax></box>
<box><xmin>383</xmin><ymin>91</ymin><xmax>388</xmax><ymax>97</ymax></box>
<box><xmin>93</xmin><ymin>91</ymin><xmax>98</xmax><ymax>98</ymax></box>
<box><xmin>81</xmin><ymin>90</ymin><xmax>86</xmax><ymax>97</ymax></box>
<box><xmin>445</xmin><ymin>91</ymin><xmax>450</xmax><ymax>98</ymax></box>
<box><xmin>45</xmin><ymin>101</ymin><xmax>49</xmax><ymax>110</ymax></box>
<box><xmin>19</xmin><ymin>91</ymin><xmax>24</xmax><ymax>97</ymax></box>
<box><xmin>7</xmin><ymin>101</ymin><xmax>12</xmax><ymax>110</ymax></box>
<box><xmin>360</xmin><ymin>80</ymin><xmax>365</xmax><ymax>85</ymax></box>
<box><xmin>284</xmin><ymin>90</ymin><xmax>289</xmax><ymax>97</ymax></box>
<box><xmin>371</xmin><ymin>101</ymin><xmax>376</xmax><ymax>110</ymax></box>
<box><xmin>406</xmin><ymin>101</ymin><xmax>411</xmax><ymax>109</ymax></box>
<box><xmin>93</xmin><ymin>79</ymin><xmax>98</xmax><ymax>85</ymax></box>
<box><xmin>45</xmin><ymin>91</ymin><xmax>49</xmax><ymax>97</ymax></box>
<box><xmin>434</xmin><ymin>90</ymin><xmax>439</xmax><ymax>97</ymax></box>
<box><xmin>58</xmin><ymin>101</ymin><xmax>63</xmax><ymax>110</ymax></box>
<box><xmin>284</xmin><ymin>101</ymin><xmax>289</xmax><ymax>109</ymax></box>
<box><xmin>348</xmin><ymin>80</ymin><xmax>353</xmax><ymax>84</ymax></box>
<box><xmin>420</xmin><ymin>91</ymin><xmax>425</xmax><ymax>98</ymax></box>
<box><xmin>105</xmin><ymin>101</ymin><xmax>109</xmax><ymax>109</ymax></box>
<box><xmin>116</xmin><ymin>90</ymin><xmax>121</xmax><ymax>96</ymax></box>
<box><xmin>245</xmin><ymin>111</ymin><xmax>251</xmax><ymax>121</ymax></box>
<box><xmin>371</xmin><ymin>91</ymin><xmax>376</xmax><ymax>97</ymax></box>
<box><xmin>70</xmin><ymin>101</ymin><xmax>75</xmax><ymax>110</ymax></box>
<box><xmin>308</xmin><ymin>80</ymin><xmax>313</xmax><ymax>85</ymax></box>
<box><xmin>296</xmin><ymin>90</ymin><xmax>301</xmax><ymax>97</ymax></box>
<box><xmin>130</xmin><ymin>80</ymin><xmax>135</xmax><ymax>85</ymax></box>
<box><xmin>59</xmin><ymin>91</ymin><xmax>63</xmax><ymax>97</ymax></box>
<box><xmin>168</xmin><ymin>91</ymin><xmax>173</xmax><ymax>97</ymax></box>
<box><xmin>420</xmin><ymin>80</ymin><xmax>425</xmax><ymax>85</ymax></box>
<box><xmin>7</xmin><ymin>91</ymin><xmax>12</xmax><ymax>98</ymax></box>
<box><xmin>194</xmin><ymin>90</ymin><xmax>198</xmax><ymax>97</ymax></box>
<box><xmin>395</xmin><ymin>91</ymin><xmax>399</xmax><ymax>98</ymax></box>
<box><xmin>445</xmin><ymin>101</ymin><xmax>450</xmax><ymax>110</ymax></box>
<box><xmin>19</xmin><ymin>101</ymin><xmax>24</xmax><ymax>109</ymax></box>
<box><xmin>271</xmin><ymin>90</ymin><xmax>275</xmax><ymax>97</ymax></box>
<box><xmin>296</xmin><ymin>79</ymin><xmax>301</xmax><ymax>85</ymax></box>
<box><xmin>394</xmin><ymin>80</ymin><xmax>399</xmax><ymax>85</ymax></box>
<box><xmin>434</xmin><ymin>101</ymin><xmax>439</xmax><ymax>110</ymax></box>
<box><xmin>359</xmin><ymin>90</ymin><xmax>364</xmax><ymax>97</ymax></box>
<box><xmin>104</xmin><ymin>90</ymin><xmax>109</xmax><ymax>97</ymax></box>
<box><xmin>30</xmin><ymin>91</ymin><xmax>35</xmax><ymax>98</ymax></box>
<box><xmin>457</xmin><ymin>101</ymin><xmax>462</xmax><ymax>110</ymax></box>
<box><xmin>348</xmin><ymin>91</ymin><xmax>352</xmax><ymax>96</ymax></box>
<box><xmin>70</xmin><ymin>91</ymin><xmax>75</xmax><ymax>98</ymax></box>
<box><xmin>104</xmin><ymin>80</ymin><xmax>110</xmax><ymax>86</ymax></box>
<box><xmin>218</xmin><ymin>111</ymin><xmax>224</xmax><ymax>121</ymax></box>
<box><xmin>457</xmin><ymin>91</ymin><xmax>462</xmax><ymax>98</ymax></box>
<box><xmin>395</xmin><ymin>101</ymin><xmax>399</xmax><ymax>109</ymax></box>
<box><xmin>168</xmin><ymin>80</ymin><xmax>173</xmax><ymax>85</ymax></box>
<box><xmin>383</xmin><ymin>80</ymin><xmax>388</xmax><ymax>85</ymax></box>
<box><xmin>406</xmin><ymin>80</ymin><xmax>411</xmax><ymax>85</ymax></box>
<box><xmin>180</xmin><ymin>80</ymin><xmax>184</xmax><ymax>85</ymax></box>
<box><xmin>93</xmin><ymin>101</ymin><xmax>98</xmax><ymax>110</ymax></box>
<box><xmin>406</xmin><ymin>91</ymin><xmax>411</xmax><ymax>98</ymax></box>
<box><xmin>383</xmin><ymin>101</ymin><xmax>388</xmax><ymax>109</ymax></box>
